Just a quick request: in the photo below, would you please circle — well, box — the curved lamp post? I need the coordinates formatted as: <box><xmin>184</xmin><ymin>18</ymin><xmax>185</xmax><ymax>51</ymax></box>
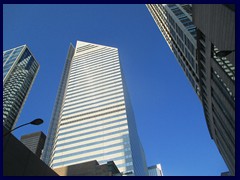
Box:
<box><xmin>3</xmin><ymin>118</ymin><xmax>44</xmax><ymax>137</ymax></box>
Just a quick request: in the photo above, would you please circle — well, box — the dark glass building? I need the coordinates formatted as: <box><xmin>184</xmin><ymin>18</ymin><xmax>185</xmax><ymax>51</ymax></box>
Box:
<box><xmin>147</xmin><ymin>4</ymin><xmax>235</xmax><ymax>175</ymax></box>
<box><xmin>3</xmin><ymin>45</ymin><xmax>39</xmax><ymax>130</ymax></box>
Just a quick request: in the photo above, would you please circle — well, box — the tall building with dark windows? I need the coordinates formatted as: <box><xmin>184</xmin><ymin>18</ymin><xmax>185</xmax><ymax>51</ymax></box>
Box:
<box><xmin>146</xmin><ymin>4</ymin><xmax>235</xmax><ymax>175</ymax></box>
<box><xmin>20</xmin><ymin>131</ymin><xmax>46</xmax><ymax>158</ymax></box>
<box><xmin>3</xmin><ymin>45</ymin><xmax>39</xmax><ymax>130</ymax></box>
<box><xmin>42</xmin><ymin>41</ymin><xmax>148</xmax><ymax>176</ymax></box>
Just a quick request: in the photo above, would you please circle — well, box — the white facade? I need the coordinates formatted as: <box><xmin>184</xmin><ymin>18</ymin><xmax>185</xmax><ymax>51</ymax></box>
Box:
<box><xmin>42</xmin><ymin>41</ymin><xmax>148</xmax><ymax>176</ymax></box>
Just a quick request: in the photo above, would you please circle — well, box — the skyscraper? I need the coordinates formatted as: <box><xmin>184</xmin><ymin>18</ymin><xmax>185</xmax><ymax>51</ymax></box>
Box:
<box><xmin>146</xmin><ymin>4</ymin><xmax>235</xmax><ymax>175</ymax></box>
<box><xmin>148</xmin><ymin>164</ymin><xmax>163</xmax><ymax>176</ymax></box>
<box><xmin>3</xmin><ymin>45</ymin><xmax>39</xmax><ymax>130</ymax></box>
<box><xmin>192</xmin><ymin>4</ymin><xmax>235</xmax><ymax>175</ymax></box>
<box><xmin>20</xmin><ymin>131</ymin><xmax>46</xmax><ymax>158</ymax></box>
<box><xmin>42</xmin><ymin>41</ymin><xmax>148</xmax><ymax>176</ymax></box>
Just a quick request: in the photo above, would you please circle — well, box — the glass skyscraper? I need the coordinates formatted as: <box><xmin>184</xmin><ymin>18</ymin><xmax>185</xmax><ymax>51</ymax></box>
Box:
<box><xmin>3</xmin><ymin>45</ymin><xmax>39</xmax><ymax>130</ymax></box>
<box><xmin>147</xmin><ymin>4</ymin><xmax>235</xmax><ymax>175</ymax></box>
<box><xmin>42</xmin><ymin>41</ymin><xmax>148</xmax><ymax>176</ymax></box>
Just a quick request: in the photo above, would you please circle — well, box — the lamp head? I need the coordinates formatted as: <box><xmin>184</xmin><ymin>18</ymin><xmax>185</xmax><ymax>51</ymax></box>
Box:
<box><xmin>30</xmin><ymin>118</ymin><xmax>44</xmax><ymax>125</ymax></box>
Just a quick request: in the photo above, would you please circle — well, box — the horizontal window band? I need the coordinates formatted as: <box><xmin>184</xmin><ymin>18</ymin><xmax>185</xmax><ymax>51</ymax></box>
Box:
<box><xmin>67</xmin><ymin>74</ymin><xmax>122</xmax><ymax>93</ymax></box>
<box><xmin>68</xmin><ymin>68</ymin><xmax>120</xmax><ymax>88</ymax></box>
<box><xmin>55</xmin><ymin>128</ymin><xmax>128</xmax><ymax>148</ymax></box>
<box><xmin>61</xmin><ymin>103</ymin><xmax>125</xmax><ymax>122</ymax></box>
<box><xmin>68</xmin><ymin>65</ymin><xmax>120</xmax><ymax>84</ymax></box>
<box><xmin>69</xmin><ymin>60</ymin><xmax>119</xmax><ymax>78</ymax></box>
<box><xmin>51</xmin><ymin>147</ymin><xmax>131</xmax><ymax>168</ymax></box>
<box><xmin>63</xmin><ymin>91</ymin><xmax>123</xmax><ymax>109</ymax></box>
<box><xmin>63</xmin><ymin>90</ymin><xmax>123</xmax><ymax>109</ymax></box>
<box><xmin>66</xmin><ymin>80</ymin><xmax>122</xmax><ymax>98</ymax></box>
<box><xmin>58</xmin><ymin>123</ymin><xmax>127</xmax><ymax>142</ymax></box>
<box><xmin>62</xmin><ymin>99</ymin><xmax>125</xmax><ymax>117</ymax></box>
<box><xmin>63</xmin><ymin>96</ymin><xmax>124</xmax><ymax>113</ymax></box>
<box><xmin>54</xmin><ymin>141</ymin><xmax>129</xmax><ymax>160</ymax></box>
<box><xmin>58</xmin><ymin>117</ymin><xmax>127</xmax><ymax>137</ymax></box>
<box><xmin>65</xmin><ymin>84</ymin><xmax>123</xmax><ymax>102</ymax></box>
<box><xmin>59</xmin><ymin>111</ymin><xmax>126</xmax><ymax>131</ymax></box>
<box><xmin>72</xmin><ymin>53</ymin><xmax>118</xmax><ymax>68</ymax></box>
<box><xmin>65</xmin><ymin>84</ymin><xmax>123</xmax><ymax>103</ymax></box>
<box><xmin>60</xmin><ymin>108</ymin><xmax>126</xmax><ymax>125</ymax></box>
<box><xmin>55</xmin><ymin>132</ymin><xmax>129</xmax><ymax>154</ymax></box>
<box><xmin>67</xmin><ymin>73</ymin><xmax>121</xmax><ymax>91</ymax></box>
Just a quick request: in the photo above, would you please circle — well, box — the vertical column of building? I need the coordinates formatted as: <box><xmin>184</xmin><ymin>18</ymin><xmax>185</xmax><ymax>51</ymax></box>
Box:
<box><xmin>42</xmin><ymin>44</ymin><xmax>75</xmax><ymax>166</ymax></box>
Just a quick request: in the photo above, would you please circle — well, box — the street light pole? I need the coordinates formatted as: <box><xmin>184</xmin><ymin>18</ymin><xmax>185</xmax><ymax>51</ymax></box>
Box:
<box><xmin>3</xmin><ymin>118</ymin><xmax>44</xmax><ymax>137</ymax></box>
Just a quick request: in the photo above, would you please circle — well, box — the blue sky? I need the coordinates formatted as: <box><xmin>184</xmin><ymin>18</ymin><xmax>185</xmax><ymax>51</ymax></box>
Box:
<box><xmin>3</xmin><ymin>4</ymin><xmax>228</xmax><ymax>175</ymax></box>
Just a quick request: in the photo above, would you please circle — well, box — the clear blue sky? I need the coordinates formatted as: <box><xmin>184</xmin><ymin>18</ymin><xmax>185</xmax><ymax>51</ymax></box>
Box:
<box><xmin>3</xmin><ymin>4</ymin><xmax>228</xmax><ymax>176</ymax></box>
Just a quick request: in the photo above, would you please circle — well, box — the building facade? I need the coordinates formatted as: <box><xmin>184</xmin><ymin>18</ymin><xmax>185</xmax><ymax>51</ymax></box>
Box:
<box><xmin>42</xmin><ymin>41</ymin><xmax>148</xmax><ymax>176</ymax></box>
<box><xmin>148</xmin><ymin>164</ymin><xmax>163</xmax><ymax>176</ymax></box>
<box><xmin>53</xmin><ymin>160</ymin><xmax>121</xmax><ymax>176</ymax></box>
<box><xmin>20</xmin><ymin>131</ymin><xmax>46</xmax><ymax>158</ymax></box>
<box><xmin>3</xmin><ymin>45</ymin><xmax>39</xmax><ymax>130</ymax></box>
<box><xmin>192</xmin><ymin>4</ymin><xmax>235</xmax><ymax>175</ymax></box>
<box><xmin>146</xmin><ymin>4</ymin><xmax>235</xmax><ymax>175</ymax></box>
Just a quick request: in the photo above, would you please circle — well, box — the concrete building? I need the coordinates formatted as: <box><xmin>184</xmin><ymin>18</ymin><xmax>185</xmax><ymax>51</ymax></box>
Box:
<box><xmin>148</xmin><ymin>164</ymin><xmax>163</xmax><ymax>176</ymax></box>
<box><xmin>20</xmin><ymin>131</ymin><xmax>46</xmax><ymax>158</ymax></box>
<box><xmin>42</xmin><ymin>41</ymin><xmax>148</xmax><ymax>176</ymax></box>
<box><xmin>3</xmin><ymin>127</ymin><xmax>58</xmax><ymax>176</ymax></box>
<box><xmin>54</xmin><ymin>160</ymin><xmax>121</xmax><ymax>176</ymax></box>
<box><xmin>3</xmin><ymin>45</ymin><xmax>39</xmax><ymax>130</ymax></box>
<box><xmin>192</xmin><ymin>4</ymin><xmax>235</xmax><ymax>175</ymax></box>
<box><xmin>146</xmin><ymin>4</ymin><xmax>235</xmax><ymax>175</ymax></box>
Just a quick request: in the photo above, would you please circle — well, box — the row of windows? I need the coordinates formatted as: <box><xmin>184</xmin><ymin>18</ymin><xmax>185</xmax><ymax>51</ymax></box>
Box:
<box><xmin>68</xmin><ymin>63</ymin><xmax>120</xmax><ymax>85</ymax></box>
<box><xmin>62</xmin><ymin>99</ymin><xmax>125</xmax><ymax>119</ymax></box>
<box><xmin>68</xmin><ymin>67</ymin><xmax>121</xmax><ymax>90</ymax></box>
<box><xmin>72</xmin><ymin>49</ymin><xmax>118</xmax><ymax>66</ymax></box>
<box><xmin>65</xmin><ymin>75</ymin><xmax>121</xmax><ymax>102</ymax></box>
<box><xmin>55</xmin><ymin>133</ymin><xmax>129</xmax><ymax>154</ymax></box>
<box><xmin>67</xmin><ymin>69</ymin><xmax>121</xmax><ymax>92</ymax></box>
<box><xmin>59</xmin><ymin>112</ymin><xmax>126</xmax><ymax>132</ymax></box>
<box><xmin>55</xmin><ymin>128</ymin><xmax>128</xmax><ymax>149</ymax></box>
<box><xmin>63</xmin><ymin>89</ymin><xmax>123</xmax><ymax>109</ymax></box>
<box><xmin>64</xmin><ymin>91</ymin><xmax>123</xmax><ymax>111</ymax></box>
<box><xmin>66</xmin><ymin>84</ymin><xmax>123</xmax><ymax>105</ymax></box>
<box><xmin>59</xmin><ymin>117</ymin><xmax>127</xmax><ymax>138</ymax></box>
<box><xmin>75</xmin><ymin>44</ymin><xmax>97</xmax><ymax>53</ymax></box>
<box><xmin>72</xmin><ymin>53</ymin><xmax>118</xmax><ymax>69</ymax></box>
<box><xmin>65</xmin><ymin>84</ymin><xmax>123</xmax><ymax>103</ymax></box>
<box><xmin>67</xmin><ymin>74</ymin><xmax>122</xmax><ymax>95</ymax></box>
<box><xmin>54</xmin><ymin>141</ymin><xmax>129</xmax><ymax>161</ymax></box>
<box><xmin>66</xmin><ymin>80</ymin><xmax>122</xmax><ymax>100</ymax></box>
<box><xmin>73</xmin><ymin>47</ymin><xmax>117</xmax><ymax>60</ymax></box>
<box><xmin>51</xmin><ymin>147</ymin><xmax>131</xmax><ymax>168</ymax></box>
<box><xmin>67</xmin><ymin>71</ymin><xmax>121</xmax><ymax>91</ymax></box>
<box><xmin>63</xmin><ymin>95</ymin><xmax>124</xmax><ymax>116</ymax></box>
<box><xmin>70</xmin><ymin>55</ymin><xmax>119</xmax><ymax>74</ymax></box>
<box><xmin>60</xmin><ymin>107</ymin><xmax>126</xmax><ymax>125</ymax></box>
<box><xmin>58</xmin><ymin>120</ymin><xmax>128</xmax><ymax>142</ymax></box>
